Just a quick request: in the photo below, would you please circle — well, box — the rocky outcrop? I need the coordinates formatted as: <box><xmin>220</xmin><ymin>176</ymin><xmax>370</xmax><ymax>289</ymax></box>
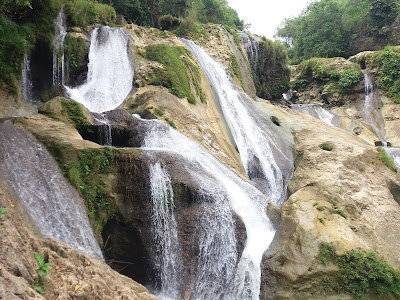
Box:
<box><xmin>0</xmin><ymin>178</ymin><xmax>158</xmax><ymax>300</ymax></box>
<box><xmin>261</xmin><ymin>114</ymin><xmax>400</xmax><ymax>299</ymax></box>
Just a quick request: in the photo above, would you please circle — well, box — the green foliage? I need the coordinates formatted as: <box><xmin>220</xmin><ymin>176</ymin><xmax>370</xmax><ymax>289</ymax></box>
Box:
<box><xmin>154</xmin><ymin>108</ymin><xmax>164</xmax><ymax>116</ymax></box>
<box><xmin>224</xmin><ymin>25</ymin><xmax>241</xmax><ymax>46</ymax></box>
<box><xmin>66</xmin><ymin>0</ymin><xmax>116</xmax><ymax>27</ymax></box>
<box><xmin>158</xmin><ymin>14</ymin><xmax>180</xmax><ymax>30</ymax></box>
<box><xmin>252</xmin><ymin>39</ymin><xmax>290</xmax><ymax>99</ymax></box>
<box><xmin>319</xmin><ymin>243</ymin><xmax>400</xmax><ymax>299</ymax></box>
<box><xmin>368</xmin><ymin>0</ymin><xmax>398</xmax><ymax>35</ymax></box>
<box><xmin>64</xmin><ymin>35</ymin><xmax>87</xmax><ymax>79</ymax></box>
<box><xmin>277</xmin><ymin>0</ymin><xmax>400</xmax><ymax>60</ymax></box>
<box><xmin>335</xmin><ymin>209</ymin><xmax>348</xmax><ymax>219</ymax></box>
<box><xmin>0</xmin><ymin>208</ymin><xmax>6</xmax><ymax>219</ymax></box>
<box><xmin>34</xmin><ymin>252</ymin><xmax>52</xmax><ymax>293</ymax></box>
<box><xmin>320</xmin><ymin>143</ymin><xmax>333</xmax><ymax>151</ymax></box>
<box><xmin>145</xmin><ymin>44</ymin><xmax>204</xmax><ymax>104</ymax></box>
<box><xmin>173</xmin><ymin>16</ymin><xmax>206</xmax><ymax>40</ymax></box>
<box><xmin>105</xmin><ymin>0</ymin><xmax>243</xmax><ymax>30</ymax></box>
<box><xmin>230</xmin><ymin>54</ymin><xmax>244</xmax><ymax>89</ymax></box>
<box><xmin>378</xmin><ymin>46</ymin><xmax>400</xmax><ymax>103</ymax></box>
<box><xmin>378</xmin><ymin>147</ymin><xmax>398</xmax><ymax>172</ymax></box>
<box><xmin>165</xmin><ymin>117</ymin><xmax>176</xmax><ymax>129</ymax></box>
<box><xmin>61</xmin><ymin>101</ymin><xmax>91</xmax><ymax>129</ymax></box>
<box><xmin>66</xmin><ymin>148</ymin><xmax>115</xmax><ymax>230</ymax></box>
<box><xmin>338</xmin><ymin>69</ymin><xmax>361</xmax><ymax>89</ymax></box>
<box><xmin>0</xmin><ymin>0</ymin><xmax>61</xmax><ymax>93</ymax></box>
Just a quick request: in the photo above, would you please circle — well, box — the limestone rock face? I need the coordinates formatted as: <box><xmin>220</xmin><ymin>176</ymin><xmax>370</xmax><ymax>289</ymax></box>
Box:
<box><xmin>260</xmin><ymin>117</ymin><xmax>400</xmax><ymax>299</ymax></box>
<box><xmin>0</xmin><ymin>179</ymin><xmax>159</xmax><ymax>300</ymax></box>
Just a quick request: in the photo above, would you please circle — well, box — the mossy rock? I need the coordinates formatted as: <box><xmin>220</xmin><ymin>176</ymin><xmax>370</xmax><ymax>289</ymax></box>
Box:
<box><xmin>39</xmin><ymin>97</ymin><xmax>94</xmax><ymax>129</ymax></box>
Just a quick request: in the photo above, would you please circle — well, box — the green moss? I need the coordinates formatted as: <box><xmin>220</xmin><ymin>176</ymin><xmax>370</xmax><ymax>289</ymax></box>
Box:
<box><xmin>154</xmin><ymin>108</ymin><xmax>164</xmax><ymax>116</ymax></box>
<box><xmin>320</xmin><ymin>143</ymin><xmax>333</xmax><ymax>151</ymax></box>
<box><xmin>145</xmin><ymin>44</ymin><xmax>204</xmax><ymax>104</ymax></box>
<box><xmin>378</xmin><ymin>46</ymin><xmax>400</xmax><ymax>103</ymax></box>
<box><xmin>378</xmin><ymin>147</ymin><xmax>398</xmax><ymax>173</ymax></box>
<box><xmin>224</xmin><ymin>25</ymin><xmax>241</xmax><ymax>46</ymax></box>
<box><xmin>61</xmin><ymin>101</ymin><xmax>91</xmax><ymax>129</ymax></box>
<box><xmin>319</xmin><ymin>243</ymin><xmax>400</xmax><ymax>300</ymax></box>
<box><xmin>165</xmin><ymin>117</ymin><xmax>176</xmax><ymax>129</ymax></box>
<box><xmin>64</xmin><ymin>35</ymin><xmax>87</xmax><ymax>78</ymax></box>
<box><xmin>230</xmin><ymin>54</ymin><xmax>244</xmax><ymax>89</ymax></box>
<box><xmin>65</xmin><ymin>0</ymin><xmax>116</xmax><ymax>27</ymax></box>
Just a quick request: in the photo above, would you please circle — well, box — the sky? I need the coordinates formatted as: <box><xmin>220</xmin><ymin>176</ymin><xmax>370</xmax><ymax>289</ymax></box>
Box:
<box><xmin>227</xmin><ymin>0</ymin><xmax>311</xmax><ymax>40</ymax></box>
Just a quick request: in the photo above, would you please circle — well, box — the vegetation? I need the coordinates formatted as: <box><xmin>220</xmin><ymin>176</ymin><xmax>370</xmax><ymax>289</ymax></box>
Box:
<box><xmin>0</xmin><ymin>0</ymin><xmax>61</xmax><ymax>93</ymax></box>
<box><xmin>252</xmin><ymin>39</ymin><xmax>290</xmax><ymax>99</ymax></box>
<box><xmin>320</xmin><ymin>143</ymin><xmax>334</xmax><ymax>151</ymax></box>
<box><xmin>34</xmin><ymin>252</ymin><xmax>52</xmax><ymax>293</ymax></box>
<box><xmin>66</xmin><ymin>148</ymin><xmax>116</xmax><ymax>230</ymax></box>
<box><xmin>144</xmin><ymin>44</ymin><xmax>204</xmax><ymax>104</ymax></box>
<box><xmin>292</xmin><ymin>58</ymin><xmax>362</xmax><ymax>94</ymax></box>
<box><xmin>378</xmin><ymin>46</ymin><xmax>400</xmax><ymax>103</ymax></box>
<box><xmin>319</xmin><ymin>242</ymin><xmax>400</xmax><ymax>299</ymax></box>
<box><xmin>0</xmin><ymin>208</ymin><xmax>6</xmax><ymax>219</ymax></box>
<box><xmin>64</xmin><ymin>35</ymin><xmax>87</xmax><ymax>80</ymax></box>
<box><xmin>378</xmin><ymin>147</ymin><xmax>398</xmax><ymax>172</ymax></box>
<box><xmin>104</xmin><ymin>0</ymin><xmax>244</xmax><ymax>30</ymax></box>
<box><xmin>61</xmin><ymin>101</ymin><xmax>91</xmax><ymax>129</ymax></box>
<box><xmin>65</xmin><ymin>0</ymin><xmax>116</xmax><ymax>27</ymax></box>
<box><xmin>165</xmin><ymin>117</ymin><xmax>176</xmax><ymax>129</ymax></box>
<box><xmin>277</xmin><ymin>0</ymin><xmax>400</xmax><ymax>62</ymax></box>
<box><xmin>154</xmin><ymin>107</ymin><xmax>164</xmax><ymax>116</ymax></box>
<box><xmin>230</xmin><ymin>54</ymin><xmax>244</xmax><ymax>89</ymax></box>
<box><xmin>335</xmin><ymin>209</ymin><xmax>348</xmax><ymax>219</ymax></box>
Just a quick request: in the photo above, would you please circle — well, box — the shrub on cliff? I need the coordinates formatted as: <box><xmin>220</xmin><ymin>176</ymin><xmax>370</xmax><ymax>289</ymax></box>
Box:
<box><xmin>66</xmin><ymin>0</ymin><xmax>116</xmax><ymax>27</ymax></box>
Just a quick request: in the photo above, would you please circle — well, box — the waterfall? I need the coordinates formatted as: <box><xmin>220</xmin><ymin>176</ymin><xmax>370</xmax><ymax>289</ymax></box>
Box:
<box><xmin>282</xmin><ymin>90</ymin><xmax>293</xmax><ymax>101</ymax></box>
<box><xmin>136</xmin><ymin>116</ymin><xmax>276</xmax><ymax>300</ymax></box>
<box><xmin>239</xmin><ymin>32</ymin><xmax>260</xmax><ymax>71</ymax></box>
<box><xmin>53</xmin><ymin>8</ymin><xmax>67</xmax><ymax>86</ymax></box>
<box><xmin>65</xmin><ymin>26</ymin><xmax>134</xmax><ymax>113</ymax></box>
<box><xmin>362</xmin><ymin>70</ymin><xmax>386</xmax><ymax>144</ymax></box>
<box><xmin>93</xmin><ymin>114</ymin><xmax>112</xmax><ymax>146</ymax></box>
<box><xmin>22</xmin><ymin>55</ymin><xmax>33</xmax><ymax>102</ymax></box>
<box><xmin>0</xmin><ymin>121</ymin><xmax>103</xmax><ymax>260</ymax></box>
<box><xmin>181</xmin><ymin>39</ymin><xmax>293</xmax><ymax>205</ymax></box>
<box><xmin>291</xmin><ymin>104</ymin><xmax>338</xmax><ymax>126</ymax></box>
<box><xmin>149</xmin><ymin>162</ymin><xmax>181</xmax><ymax>300</ymax></box>
<box><xmin>384</xmin><ymin>148</ymin><xmax>400</xmax><ymax>169</ymax></box>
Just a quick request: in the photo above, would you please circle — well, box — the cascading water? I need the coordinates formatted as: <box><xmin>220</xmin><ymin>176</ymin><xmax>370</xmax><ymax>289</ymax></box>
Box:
<box><xmin>53</xmin><ymin>8</ymin><xmax>67</xmax><ymax>85</ymax></box>
<box><xmin>136</xmin><ymin>116</ymin><xmax>276</xmax><ymax>300</ymax></box>
<box><xmin>22</xmin><ymin>55</ymin><xmax>33</xmax><ymax>102</ymax></box>
<box><xmin>0</xmin><ymin>121</ymin><xmax>103</xmax><ymax>260</ymax></box>
<box><xmin>362</xmin><ymin>70</ymin><xmax>386</xmax><ymax>144</ymax></box>
<box><xmin>282</xmin><ymin>90</ymin><xmax>293</xmax><ymax>101</ymax></box>
<box><xmin>149</xmin><ymin>162</ymin><xmax>181</xmax><ymax>300</ymax></box>
<box><xmin>181</xmin><ymin>39</ymin><xmax>293</xmax><ymax>205</ymax></box>
<box><xmin>93</xmin><ymin>114</ymin><xmax>112</xmax><ymax>146</ymax></box>
<box><xmin>65</xmin><ymin>26</ymin><xmax>134</xmax><ymax>113</ymax></box>
<box><xmin>291</xmin><ymin>104</ymin><xmax>338</xmax><ymax>126</ymax></box>
<box><xmin>239</xmin><ymin>32</ymin><xmax>260</xmax><ymax>71</ymax></box>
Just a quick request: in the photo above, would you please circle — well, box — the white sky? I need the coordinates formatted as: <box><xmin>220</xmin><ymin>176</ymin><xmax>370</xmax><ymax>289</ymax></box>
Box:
<box><xmin>227</xmin><ymin>0</ymin><xmax>312</xmax><ymax>39</ymax></box>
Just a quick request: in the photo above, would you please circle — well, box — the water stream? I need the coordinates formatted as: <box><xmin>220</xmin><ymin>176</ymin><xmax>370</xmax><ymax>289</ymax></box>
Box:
<box><xmin>53</xmin><ymin>8</ymin><xmax>67</xmax><ymax>86</ymax></box>
<box><xmin>149</xmin><ymin>162</ymin><xmax>181</xmax><ymax>300</ymax></box>
<box><xmin>93</xmin><ymin>114</ymin><xmax>112</xmax><ymax>146</ymax></box>
<box><xmin>65</xmin><ymin>26</ymin><xmax>134</xmax><ymax>113</ymax></box>
<box><xmin>136</xmin><ymin>116</ymin><xmax>276</xmax><ymax>300</ymax></box>
<box><xmin>0</xmin><ymin>121</ymin><xmax>103</xmax><ymax>260</ymax></box>
<box><xmin>22</xmin><ymin>55</ymin><xmax>33</xmax><ymax>102</ymax></box>
<box><xmin>181</xmin><ymin>39</ymin><xmax>293</xmax><ymax>205</ymax></box>
<box><xmin>291</xmin><ymin>104</ymin><xmax>338</xmax><ymax>126</ymax></box>
<box><xmin>362</xmin><ymin>70</ymin><xmax>386</xmax><ymax>144</ymax></box>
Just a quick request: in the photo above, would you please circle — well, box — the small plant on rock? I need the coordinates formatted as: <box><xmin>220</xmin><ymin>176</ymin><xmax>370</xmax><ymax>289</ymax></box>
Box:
<box><xmin>320</xmin><ymin>143</ymin><xmax>333</xmax><ymax>151</ymax></box>
<box><xmin>34</xmin><ymin>252</ymin><xmax>52</xmax><ymax>293</ymax></box>
<box><xmin>0</xmin><ymin>208</ymin><xmax>6</xmax><ymax>219</ymax></box>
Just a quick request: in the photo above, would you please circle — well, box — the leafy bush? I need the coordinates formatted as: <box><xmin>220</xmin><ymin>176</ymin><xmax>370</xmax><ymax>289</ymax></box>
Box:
<box><xmin>339</xmin><ymin>69</ymin><xmax>361</xmax><ymax>89</ymax></box>
<box><xmin>66</xmin><ymin>0</ymin><xmax>116</xmax><ymax>27</ymax></box>
<box><xmin>64</xmin><ymin>35</ymin><xmax>87</xmax><ymax>79</ymax></box>
<box><xmin>173</xmin><ymin>16</ymin><xmax>206</xmax><ymax>40</ymax></box>
<box><xmin>320</xmin><ymin>143</ymin><xmax>333</xmax><ymax>151</ymax></box>
<box><xmin>154</xmin><ymin>108</ymin><xmax>164</xmax><ymax>116</ymax></box>
<box><xmin>378</xmin><ymin>46</ymin><xmax>400</xmax><ymax>103</ymax></box>
<box><xmin>319</xmin><ymin>243</ymin><xmax>400</xmax><ymax>299</ymax></box>
<box><xmin>378</xmin><ymin>147</ymin><xmax>398</xmax><ymax>172</ymax></box>
<box><xmin>34</xmin><ymin>252</ymin><xmax>52</xmax><ymax>293</ymax></box>
<box><xmin>158</xmin><ymin>14</ymin><xmax>180</xmax><ymax>30</ymax></box>
<box><xmin>145</xmin><ymin>44</ymin><xmax>204</xmax><ymax>104</ymax></box>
